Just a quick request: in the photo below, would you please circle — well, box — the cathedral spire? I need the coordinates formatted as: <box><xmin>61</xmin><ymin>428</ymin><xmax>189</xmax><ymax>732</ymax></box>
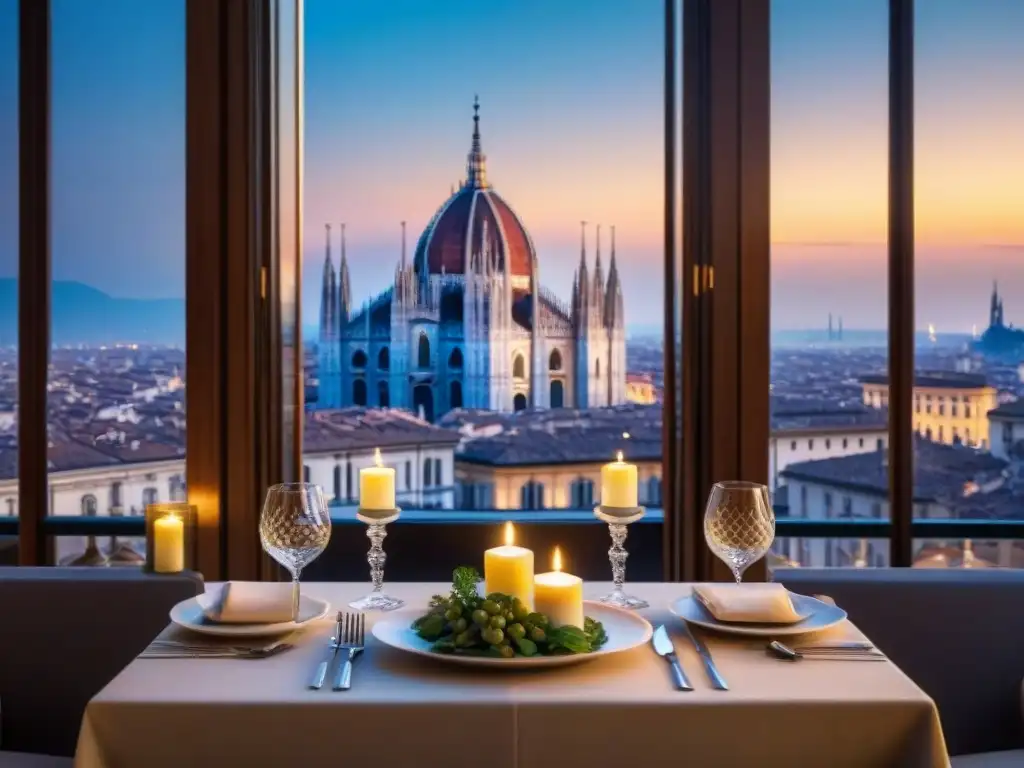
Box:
<box><xmin>319</xmin><ymin>223</ymin><xmax>336</xmax><ymax>340</ymax></box>
<box><xmin>604</xmin><ymin>225</ymin><xmax>623</xmax><ymax>329</ymax></box>
<box><xmin>593</xmin><ymin>224</ymin><xmax>605</xmax><ymax>307</ymax></box>
<box><xmin>338</xmin><ymin>222</ymin><xmax>351</xmax><ymax>321</ymax></box>
<box><xmin>466</xmin><ymin>95</ymin><xmax>489</xmax><ymax>189</ymax></box>
<box><xmin>401</xmin><ymin>220</ymin><xmax>407</xmax><ymax>268</ymax></box>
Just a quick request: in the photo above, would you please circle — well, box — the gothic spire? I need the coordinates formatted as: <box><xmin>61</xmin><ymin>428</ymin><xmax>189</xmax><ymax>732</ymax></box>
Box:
<box><xmin>604</xmin><ymin>225</ymin><xmax>623</xmax><ymax>329</ymax></box>
<box><xmin>401</xmin><ymin>220</ymin><xmax>407</xmax><ymax>268</ymax></box>
<box><xmin>319</xmin><ymin>223</ymin><xmax>336</xmax><ymax>339</ymax></box>
<box><xmin>466</xmin><ymin>95</ymin><xmax>489</xmax><ymax>189</ymax></box>
<box><xmin>338</xmin><ymin>222</ymin><xmax>351</xmax><ymax>321</ymax></box>
<box><xmin>592</xmin><ymin>224</ymin><xmax>605</xmax><ymax>306</ymax></box>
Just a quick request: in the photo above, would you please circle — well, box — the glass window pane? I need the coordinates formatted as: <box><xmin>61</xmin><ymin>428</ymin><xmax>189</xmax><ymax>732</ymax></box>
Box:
<box><xmin>49</xmin><ymin>0</ymin><xmax>185</xmax><ymax>566</ymax></box>
<box><xmin>913</xmin><ymin>0</ymin><xmax>1024</xmax><ymax>542</ymax></box>
<box><xmin>303</xmin><ymin>2</ymin><xmax>666</xmax><ymax>535</ymax></box>
<box><xmin>0</xmin><ymin>2</ymin><xmax>16</xmax><ymax>564</ymax></box>
<box><xmin>770</xmin><ymin>0</ymin><xmax>889</xmax><ymax>567</ymax></box>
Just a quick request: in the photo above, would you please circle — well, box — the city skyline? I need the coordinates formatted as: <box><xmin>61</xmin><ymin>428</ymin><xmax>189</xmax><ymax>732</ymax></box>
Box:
<box><xmin>0</xmin><ymin>0</ymin><xmax>1023</xmax><ymax>331</ymax></box>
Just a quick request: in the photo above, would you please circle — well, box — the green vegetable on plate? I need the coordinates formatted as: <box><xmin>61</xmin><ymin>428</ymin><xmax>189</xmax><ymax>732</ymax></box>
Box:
<box><xmin>414</xmin><ymin>566</ymin><xmax>608</xmax><ymax>658</ymax></box>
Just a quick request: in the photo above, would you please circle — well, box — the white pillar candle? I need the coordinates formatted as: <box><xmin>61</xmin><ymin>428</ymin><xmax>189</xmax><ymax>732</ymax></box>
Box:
<box><xmin>153</xmin><ymin>514</ymin><xmax>185</xmax><ymax>573</ymax></box>
<box><xmin>534</xmin><ymin>547</ymin><xmax>584</xmax><ymax>629</ymax></box>
<box><xmin>601</xmin><ymin>451</ymin><xmax>637</xmax><ymax>508</ymax></box>
<box><xmin>360</xmin><ymin>447</ymin><xmax>395</xmax><ymax>510</ymax></box>
<box><xmin>484</xmin><ymin>522</ymin><xmax>534</xmax><ymax>607</ymax></box>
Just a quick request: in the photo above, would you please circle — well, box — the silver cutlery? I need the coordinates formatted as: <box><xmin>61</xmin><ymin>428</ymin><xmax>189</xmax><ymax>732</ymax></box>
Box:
<box><xmin>141</xmin><ymin>640</ymin><xmax>292</xmax><ymax>659</ymax></box>
<box><xmin>651</xmin><ymin>625</ymin><xmax>693</xmax><ymax>691</ymax></box>
<box><xmin>332</xmin><ymin>612</ymin><xmax>366</xmax><ymax>691</ymax></box>
<box><xmin>767</xmin><ymin>640</ymin><xmax>885</xmax><ymax>661</ymax></box>
<box><xmin>310</xmin><ymin>611</ymin><xmax>344</xmax><ymax>689</ymax></box>
<box><xmin>680</xmin><ymin>623</ymin><xmax>728</xmax><ymax>690</ymax></box>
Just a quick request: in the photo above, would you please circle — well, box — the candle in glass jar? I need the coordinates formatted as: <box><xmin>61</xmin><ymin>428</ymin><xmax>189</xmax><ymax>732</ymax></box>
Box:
<box><xmin>534</xmin><ymin>547</ymin><xmax>584</xmax><ymax>629</ymax></box>
<box><xmin>484</xmin><ymin>522</ymin><xmax>534</xmax><ymax>607</ymax></box>
<box><xmin>601</xmin><ymin>451</ymin><xmax>637</xmax><ymax>508</ymax></box>
<box><xmin>360</xmin><ymin>448</ymin><xmax>395</xmax><ymax>510</ymax></box>
<box><xmin>152</xmin><ymin>513</ymin><xmax>185</xmax><ymax>573</ymax></box>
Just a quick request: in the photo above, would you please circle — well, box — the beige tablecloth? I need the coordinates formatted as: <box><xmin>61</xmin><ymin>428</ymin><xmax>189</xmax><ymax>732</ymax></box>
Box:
<box><xmin>75</xmin><ymin>582</ymin><xmax>948</xmax><ymax>768</ymax></box>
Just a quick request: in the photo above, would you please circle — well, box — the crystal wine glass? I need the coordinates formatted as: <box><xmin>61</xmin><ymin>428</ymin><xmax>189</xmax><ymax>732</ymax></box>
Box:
<box><xmin>259</xmin><ymin>483</ymin><xmax>332</xmax><ymax>621</ymax></box>
<box><xmin>703</xmin><ymin>481</ymin><xmax>774</xmax><ymax>583</ymax></box>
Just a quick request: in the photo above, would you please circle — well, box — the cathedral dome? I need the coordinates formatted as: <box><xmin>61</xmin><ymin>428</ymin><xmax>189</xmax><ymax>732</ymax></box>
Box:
<box><xmin>412</xmin><ymin>99</ymin><xmax>535</xmax><ymax>280</ymax></box>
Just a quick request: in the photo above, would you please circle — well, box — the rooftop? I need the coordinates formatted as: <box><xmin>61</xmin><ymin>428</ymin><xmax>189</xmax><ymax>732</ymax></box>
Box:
<box><xmin>303</xmin><ymin>408</ymin><xmax>461</xmax><ymax>454</ymax></box>
<box><xmin>770</xmin><ymin>397</ymin><xmax>887</xmax><ymax>434</ymax></box>
<box><xmin>445</xmin><ymin>404</ymin><xmax>661</xmax><ymax>466</ymax></box>
<box><xmin>988</xmin><ymin>399</ymin><xmax>1024</xmax><ymax>420</ymax></box>
<box><xmin>780</xmin><ymin>439</ymin><xmax>1007</xmax><ymax>503</ymax></box>
<box><xmin>861</xmin><ymin>371</ymin><xmax>990</xmax><ymax>390</ymax></box>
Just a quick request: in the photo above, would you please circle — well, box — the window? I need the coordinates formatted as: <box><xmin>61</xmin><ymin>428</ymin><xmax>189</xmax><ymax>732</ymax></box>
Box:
<box><xmin>512</xmin><ymin>354</ymin><xmax>525</xmax><ymax>380</ymax></box>
<box><xmin>876</xmin><ymin>438</ymin><xmax>883</xmax><ymax>451</ymax></box>
<box><xmin>346</xmin><ymin>463</ymin><xmax>353</xmax><ymax>502</ymax></box>
<box><xmin>842</xmin><ymin>438</ymin><xmax>848</xmax><ymax>449</ymax></box>
<box><xmin>938</xmin><ymin>402</ymin><xmax>945</xmax><ymax>417</ymax></box>
<box><xmin>570</xmin><ymin>478</ymin><xmax>595</xmax><ymax>508</ymax></box>
<box><xmin>47</xmin><ymin>0</ymin><xmax>186</xmax><ymax>568</ymax></box>
<box><xmin>303</xmin><ymin>465</ymin><xmax>311</xmax><ymax>483</ymax></box>
<box><xmin>333</xmin><ymin>464</ymin><xmax>341</xmax><ymax>500</ymax></box>
<box><xmin>351</xmin><ymin>349</ymin><xmax>367</xmax><ymax>369</ymax></box>
<box><xmin>825</xmin><ymin>439</ymin><xmax>831</xmax><ymax>450</ymax></box>
<box><xmin>377</xmin><ymin>347</ymin><xmax>389</xmax><ymax>370</ymax></box>
<box><xmin>808</xmin><ymin>439</ymin><xmax>814</xmax><ymax>451</ymax></box>
<box><xmin>417</xmin><ymin>334</ymin><xmax>430</xmax><ymax>369</ymax></box>
<box><xmin>646</xmin><ymin>476</ymin><xmax>662</xmax><ymax>506</ymax></box>
<box><xmin>352</xmin><ymin>378</ymin><xmax>367</xmax><ymax>406</ymax></box>
<box><xmin>790</xmin><ymin>440</ymin><xmax>797</xmax><ymax>451</ymax></box>
<box><xmin>404</xmin><ymin>461</ymin><xmax>411</xmax><ymax>491</ymax></box>
<box><xmin>378</xmin><ymin>381</ymin><xmax>389</xmax><ymax>407</ymax></box>
<box><xmin>520</xmin><ymin>481</ymin><xmax>545</xmax><ymax>511</ymax></box>
<box><xmin>841</xmin><ymin>496</ymin><xmax>853</xmax><ymax>517</ymax></box>
<box><xmin>965</xmin><ymin>403</ymin><xmax>972</xmax><ymax>418</ymax></box>
<box><xmin>299</xmin><ymin>0</ymin><xmax>664</xmax><ymax>558</ymax></box>
<box><xmin>859</xmin><ymin>437</ymin><xmax>864</xmax><ymax>448</ymax></box>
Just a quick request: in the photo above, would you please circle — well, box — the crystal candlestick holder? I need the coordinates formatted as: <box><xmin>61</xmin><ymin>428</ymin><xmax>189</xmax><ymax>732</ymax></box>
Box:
<box><xmin>349</xmin><ymin>508</ymin><xmax>404</xmax><ymax>612</ymax></box>
<box><xmin>593</xmin><ymin>505</ymin><xmax>648</xmax><ymax>609</ymax></box>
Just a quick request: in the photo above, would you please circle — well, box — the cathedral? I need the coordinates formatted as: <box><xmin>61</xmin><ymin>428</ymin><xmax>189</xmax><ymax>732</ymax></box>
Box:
<box><xmin>317</xmin><ymin>99</ymin><xmax>627</xmax><ymax>422</ymax></box>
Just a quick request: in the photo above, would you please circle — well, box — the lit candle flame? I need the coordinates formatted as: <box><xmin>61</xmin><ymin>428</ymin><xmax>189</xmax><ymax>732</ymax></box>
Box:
<box><xmin>552</xmin><ymin>546</ymin><xmax>562</xmax><ymax>573</ymax></box>
<box><xmin>374</xmin><ymin>447</ymin><xmax>383</xmax><ymax>467</ymax></box>
<box><xmin>616</xmin><ymin>450</ymin><xmax>624</xmax><ymax>463</ymax></box>
<box><xmin>503</xmin><ymin>521</ymin><xmax>515</xmax><ymax>547</ymax></box>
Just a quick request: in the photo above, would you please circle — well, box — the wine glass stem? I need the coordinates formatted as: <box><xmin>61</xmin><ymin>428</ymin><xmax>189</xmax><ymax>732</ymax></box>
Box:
<box><xmin>367</xmin><ymin>522</ymin><xmax>387</xmax><ymax>594</ymax></box>
<box><xmin>733</xmin><ymin>570</ymin><xmax>743</xmax><ymax>584</ymax></box>
<box><xmin>608</xmin><ymin>523</ymin><xmax>628</xmax><ymax>595</ymax></box>
<box><xmin>291</xmin><ymin>570</ymin><xmax>301</xmax><ymax>622</ymax></box>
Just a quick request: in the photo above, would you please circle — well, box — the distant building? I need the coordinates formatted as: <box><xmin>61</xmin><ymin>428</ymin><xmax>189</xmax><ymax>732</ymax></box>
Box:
<box><xmin>861</xmin><ymin>371</ymin><xmax>997</xmax><ymax>448</ymax></box>
<box><xmin>317</xmin><ymin>99</ymin><xmax>627</xmax><ymax>422</ymax></box>
<box><xmin>443</xmin><ymin>404</ymin><xmax>661</xmax><ymax>510</ymax></box>
<box><xmin>976</xmin><ymin>281</ymin><xmax>1024</xmax><ymax>358</ymax></box>
<box><xmin>302</xmin><ymin>408</ymin><xmax>460</xmax><ymax>509</ymax></box>
<box><xmin>768</xmin><ymin>400</ymin><xmax>888</xmax><ymax>493</ymax></box>
<box><xmin>625</xmin><ymin>373</ymin><xmax>657</xmax><ymax>405</ymax></box>
<box><xmin>779</xmin><ymin>440</ymin><xmax>1009</xmax><ymax>568</ymax></box>
<box><xmin>988</xmin><ymin>399</ymin><xmax>1024</xmax><ymax>462</ymax></box>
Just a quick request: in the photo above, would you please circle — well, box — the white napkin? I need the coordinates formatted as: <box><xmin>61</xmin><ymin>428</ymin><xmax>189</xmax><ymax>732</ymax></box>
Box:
<box><xmin>202</xmin><ymin>582</ymin><xmax>294</xmax><ymax>624</ymax></box>
<box><xmin>691</xmin><ymin>583</ymin><xmax>805</xmax><ymax>624</ymax></box>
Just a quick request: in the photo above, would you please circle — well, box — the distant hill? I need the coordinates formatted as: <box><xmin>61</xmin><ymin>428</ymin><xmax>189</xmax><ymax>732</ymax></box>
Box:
<box><xmin>0</xmin><ymin>280</ymin><xmax>185</xmax><ymax>346</ymax></box>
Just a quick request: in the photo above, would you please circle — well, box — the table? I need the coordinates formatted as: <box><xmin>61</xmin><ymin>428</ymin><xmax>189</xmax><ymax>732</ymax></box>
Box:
<box><xmin>75</xmin><ymin>583</ymin><xmax>949</xmax><ymax>768</ymax></box>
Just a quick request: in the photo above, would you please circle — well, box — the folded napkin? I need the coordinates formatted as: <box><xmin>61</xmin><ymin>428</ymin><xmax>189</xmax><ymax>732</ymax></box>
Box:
<box><xmin>692</xmin><ymin>583</ymin><xmax>805</xmax><ymax>624</ymax></box>
<box><xmin>202</xmin><ymin>582</ymin><xmax>294</xmax><ymax>624</ymax></box>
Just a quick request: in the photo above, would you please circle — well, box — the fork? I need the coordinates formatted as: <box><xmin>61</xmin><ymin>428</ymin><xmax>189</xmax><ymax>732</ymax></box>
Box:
<box><xmin>332</xmin><ymin>612</ymin><xmax>366</xmax><ymax>691</ymax></box>
<box><xmin>141</xmin><ymin>640</ymin><xmax>292</xmax><ymax>659</ymax></box>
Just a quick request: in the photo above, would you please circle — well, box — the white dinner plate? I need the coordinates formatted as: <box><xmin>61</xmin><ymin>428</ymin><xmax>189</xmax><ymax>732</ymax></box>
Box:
<box><xmin>669</xmin><ymin>591</ymin><xmax>847</xmax><ymax>637</ymax></box>
<box><xmin>169</xmin><ymin>593</ymin><xmax>331</xmax><ymax>637</ymax></box>
<box><xmin>372</xmin><ymin>600</ymin><xmax>653</xmax><ymax>668</ymax></box>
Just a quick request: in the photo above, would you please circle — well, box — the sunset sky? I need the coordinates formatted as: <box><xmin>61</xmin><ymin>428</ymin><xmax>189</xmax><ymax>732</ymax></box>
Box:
<box><xmin>0</xmin><ymin>0</ymin><xmax>1022</xmax><ymax>333</ymax></box>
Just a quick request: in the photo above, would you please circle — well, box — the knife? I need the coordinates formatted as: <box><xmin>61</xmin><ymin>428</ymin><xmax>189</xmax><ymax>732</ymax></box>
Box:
<box><xmin>309</xmin><ymin>611</ymin><xmax>343</xmax><ymax>690</ymax></box>
<box><xmin>652</xmin><ymin>625</ymin><xmax>693</xmax><ymax>691</ymax></box>
<box><xmin>680</xmin><ymin>622</ymin><xmax>728</xmax><ymax>690</ymax></box>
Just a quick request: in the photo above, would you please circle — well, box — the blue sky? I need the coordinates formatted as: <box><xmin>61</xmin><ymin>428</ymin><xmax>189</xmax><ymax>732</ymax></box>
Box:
<box><xmin>1</xmin><ymin>0</ymin><xmax>1023</xmax><ymax>333</ymax></box>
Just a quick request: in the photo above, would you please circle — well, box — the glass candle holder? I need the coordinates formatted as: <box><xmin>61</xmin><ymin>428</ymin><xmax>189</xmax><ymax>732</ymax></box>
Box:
<box><xmin>145</xmin><ymin>503</ymin><xmax>197</xmax><ymax>574</ymax></box>
<box><xmin>349</xmin><ymin>507</ymin><xmax>404</xmax><ymax>611</ymax></box>
<box><xmin>593</xmin><ymin>505</ymin><xmax>648</xmax><ymax>609</ymax></box>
